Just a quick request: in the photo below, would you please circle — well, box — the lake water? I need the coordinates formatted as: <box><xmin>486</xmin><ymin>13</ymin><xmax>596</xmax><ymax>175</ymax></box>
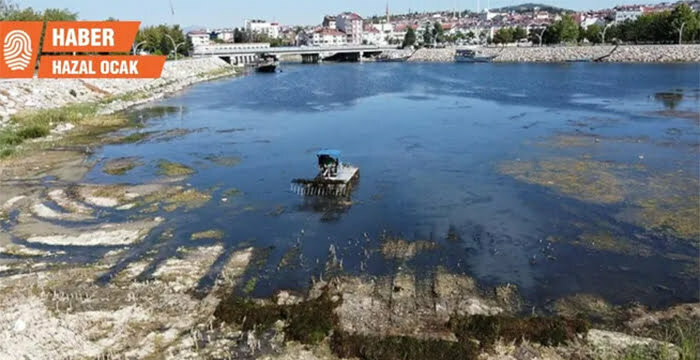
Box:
<box><xmin>85</xmin><ymin>62</ymin><xmax>699</xmax><ymax>309</ymax></box>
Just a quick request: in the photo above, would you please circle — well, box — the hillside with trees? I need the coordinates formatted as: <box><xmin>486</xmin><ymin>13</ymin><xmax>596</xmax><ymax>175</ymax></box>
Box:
<box><xmin>492</xmin><ymin>3</ymin><xmax>572</xmax><ymax>14</ymax></box>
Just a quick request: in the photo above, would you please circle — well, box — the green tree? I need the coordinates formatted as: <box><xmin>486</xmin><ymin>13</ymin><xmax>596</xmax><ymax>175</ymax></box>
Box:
<box><xmin>577</xmin><ymin>26</ymin><xmax>586</xmax><ymax>43</ymax></box>
<box><xmin>402</xmin><ymin>27</ymin><xmax>416</xmax><ymax>48</ymax></box>
<box><xmin>492</xmin><ymin>27</ymin><xmax>514</xmax><ymax>44</ymax></box>
<box><xmin>512</xmin><ymin>26</ymin><xmax>527</xmax><ymax>42</ymax></box>
<box><xmin>234</xmin><ymin>28</ymin><xmax>247</xmax><ymax>43</ymax></box>
<box><xmin>585</xmin><ymin>24</ymin><xmax>603</xmax><ymax>44</ymax></box>
<box><xmin>670</xmin><ymin>3</ymin><xmax>699</xmax><ymax>43</ymax></box>
<box><xmin>2</xmin><ymin>6</ymin><xmax>40</xmax><ymax>20</ymax></box>
<box><xmin>557</xmin><ymin>15</ymin><xmax>580</xmax><ymax>43</ymax></box>
<box><xmin>433</xmin><ymin>21</ymin><xmax>445</xmax><ymax>43</ymax></box>
<box><xmin>466</xmin><ymin>31</ymin><xmax>475</xmax><ymax>41</ymax></box>
<box><xmin>543</xmin><ymin>15</ymin><xmax>579</xmax><ymax>44</ymax></box>
<box><xmin>42</xmin><ymin>8</ymin><xmax>78</xmax><ymax>21</ymax></box>
<box><xmin>423</xmin><ymin>28</ymin><xmax>433</xmax><ymax>45</ymax></box>
<box><xmin>135</xmin><ymin>25</ymin><xmax>190</xmax><ymax>58</ymax></box>
<box><xmin>0</xmin><ymin>0</ymin><xmax>18</xmax><ymax>20</ymax></box>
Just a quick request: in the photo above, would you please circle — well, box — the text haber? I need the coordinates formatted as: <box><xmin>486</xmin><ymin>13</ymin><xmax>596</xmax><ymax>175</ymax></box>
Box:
<box><xmin>52</xmin><ymin>27</ymin><xmax>115</xmax><ymax>47</ymax></box>
<box><xmin>51</xmin><ymin>59</ymin><xmax>139</xmax><ymax>76</ymax></box>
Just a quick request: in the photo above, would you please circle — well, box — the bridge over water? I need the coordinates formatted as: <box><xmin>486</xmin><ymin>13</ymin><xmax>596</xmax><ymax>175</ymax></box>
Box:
<box><xmin>192</xmin><ymin>44</ymin><xmax>398</xmax><ymax>65</ymax></box>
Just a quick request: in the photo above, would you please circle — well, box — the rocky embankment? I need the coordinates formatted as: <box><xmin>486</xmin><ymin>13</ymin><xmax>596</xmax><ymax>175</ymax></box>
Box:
<box><xmin>408</xmin><ymin>44</ymin><xmax>700</xmax><ymax>63</ymax></box>
<box><xmin>0</xmin><ymin>57</ymin><xmax>235</xmax><ymax>127</ymax></box>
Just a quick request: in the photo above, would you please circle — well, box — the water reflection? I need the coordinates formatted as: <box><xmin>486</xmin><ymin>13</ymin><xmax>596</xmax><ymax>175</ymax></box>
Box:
<box><xmin>654</xmin><ymin>92</ymin><xmax>684</xmax><ymax>110</ymax></box>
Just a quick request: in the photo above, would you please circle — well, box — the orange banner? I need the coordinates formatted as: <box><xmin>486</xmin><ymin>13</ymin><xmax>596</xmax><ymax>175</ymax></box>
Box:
<box><xmin>0</xmin><ymin>21</ymin><xmax>44</xmax><ymax>78</ymax></box>
<box><xmin>38</xmin><ymin>55</ymin><xmax>166</xmax><ymax>78</ymax></box>
<box><xmin>43</xmin><ymin>21</ymin><xmax>140</xmax><ymax>53</ymax></box>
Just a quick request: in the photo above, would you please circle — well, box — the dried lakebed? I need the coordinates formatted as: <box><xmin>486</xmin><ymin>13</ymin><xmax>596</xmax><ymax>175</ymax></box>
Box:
<box><xmin>0</xmin><ymin>63</ymin><xmax>699</xmax><ymax>359</ymax></box>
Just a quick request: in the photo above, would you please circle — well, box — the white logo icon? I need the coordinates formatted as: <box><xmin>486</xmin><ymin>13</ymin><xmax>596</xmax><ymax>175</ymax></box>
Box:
<box><xmin>4</xmin><ymin>30</ymin><xmax>32</xmax><ymax>71</ymax></box>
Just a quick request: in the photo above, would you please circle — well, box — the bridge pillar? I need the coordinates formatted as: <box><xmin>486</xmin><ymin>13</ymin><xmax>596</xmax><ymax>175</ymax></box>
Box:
<box><xmin>359</xmin><ymin>51</ymin><xmax>364</xmax><ymax>62</ymax></box>
<box><xmin>302</xmin><ymin>53</ymin><xmax>320</xmax><ymax>64</ymax></box>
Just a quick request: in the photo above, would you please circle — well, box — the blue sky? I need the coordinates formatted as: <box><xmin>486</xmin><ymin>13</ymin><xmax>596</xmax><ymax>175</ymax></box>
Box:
<box><xmin>21</xmin><ymin>0</ymin><xmax>669</xmax><ymax>28</ymax></box>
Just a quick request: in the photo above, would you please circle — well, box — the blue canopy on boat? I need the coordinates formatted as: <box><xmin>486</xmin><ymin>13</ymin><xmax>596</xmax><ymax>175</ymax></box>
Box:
<box><xmin>316</xmin><ymin>149</ymin><xmax>341</xmax><ymax>159</ymax></box>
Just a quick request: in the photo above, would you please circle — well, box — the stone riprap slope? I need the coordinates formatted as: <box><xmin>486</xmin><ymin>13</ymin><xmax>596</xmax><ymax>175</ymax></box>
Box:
<box><xmin>408</xmin><ymin>44</ymin><xmax>700</xmax><ymax>63</ymax></box>
<box><xmin>0</xmin><ymin>57</ymin><xmax>234</xmax><ymax>126</ymax></box>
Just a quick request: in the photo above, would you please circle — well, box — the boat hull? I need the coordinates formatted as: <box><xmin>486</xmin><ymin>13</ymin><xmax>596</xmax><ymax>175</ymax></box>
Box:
<box><xmin>256</xmin><ymin>64</ymin><xmax>277</xmax><ymax>73</ymax></box>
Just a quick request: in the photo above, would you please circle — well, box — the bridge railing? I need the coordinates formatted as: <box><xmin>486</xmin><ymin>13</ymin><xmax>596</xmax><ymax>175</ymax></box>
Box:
<box><xmin>193</xmin><ymin>45</ymin><xmax>398</xmax><ymax>56</ymax></box>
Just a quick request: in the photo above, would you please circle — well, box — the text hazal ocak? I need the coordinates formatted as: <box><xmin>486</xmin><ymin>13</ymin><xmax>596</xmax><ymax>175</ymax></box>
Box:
<box><xmin>51</xmin><ymin>59</ymin><xmax>139</xmax><ymax>75</ymax></box>
<box><xmin>52</xmin><ymin>28</ymin><xmax>115</xmax><ymax>47</ymax></box>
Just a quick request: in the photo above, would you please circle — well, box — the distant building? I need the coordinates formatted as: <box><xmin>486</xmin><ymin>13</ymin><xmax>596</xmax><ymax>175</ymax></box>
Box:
<box><xmin>363</xmin><ymin>27</ymin><xmax>385</xmax><ymax>45</ymax></box>
<box><xmin>299</xmin><ymin>28</ymin><xmax>348</xmax><ymax>46</ymax></box>
<box><xmin>336</xmin><ymin>12</ymin><xmax>364</xmax><ymax>45</ymax></box>
<box><xmin>581</xmin><ymin>16</ymin><xmax>605</xmax><ymax>29</ymax></box>
<box><xmin>211</xmin><ymin>28</ymin><xmax>235</xmax><ymax>42</ymax></box>
<box><xmin>691</xmin><ymin>0</ymin><xmax>700</xmax><ymax>12</ymax></box>
<box><xmin>245</xmin><ymin>19</ymin><xmax>280</xmax><ymax>38</ymax></box>
<box><xmin>534</xmin><ymin>11</ymin><xmax>550</xmax><ymax>21</ymax></box>
<box><xmin>323</xmin><ymin>15</ymin><xmax>337</xmax><ymax>29</ymax></box>
<box><xmin>482</xmin><ymin>9</ymin><xmax>502</xmax><ymax>21</ymax></box>
<box><xmin>371</xmin><ymin>23</ymin><xmax>394</xmax><ymax>33</ymax></box>
<box><xmin>187</xmin><ymin>31</ymin><xmax>211</xmax><ymax>47</ymax></box>
<box><xmin>614</xmin><ymin>8</ymin><xmax>643</xmax><ymax>23</ymax></box>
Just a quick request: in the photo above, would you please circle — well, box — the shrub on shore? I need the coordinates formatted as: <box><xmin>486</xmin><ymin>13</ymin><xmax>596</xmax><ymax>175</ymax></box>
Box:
<box><xmin>0</xmin><ymin>103</ymin><xmax>97</xmax><ymax>157</ymax></box>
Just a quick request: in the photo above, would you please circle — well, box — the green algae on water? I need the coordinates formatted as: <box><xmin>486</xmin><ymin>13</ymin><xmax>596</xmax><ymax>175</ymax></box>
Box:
<box><xmin>203</xmin><ymin>154</ymin><xmax>241</xmax><ymax>167</ymax></box>
<box><xmin>573</xmin><ymin>232</ymin><xmax>653</xmax><ymax>257</ymax></box>
<box><xmin>498</xmin><ymin>158</ymin><xmax>627</xmax><ymax>204</ymax></box>
<box><xmin>191</xmin><ymin>230</ymin><xmax>225</xmax><ymax>240</ymax></box>
<box><xmin>102</xmin><ymin>157</ymin><xmax>143</xmax><ymax>175</ymax></box>
<box><xmin>243</xmin><ymin>277</ymin><xmax>258</xmax><ymax>294</ymax></box>
<box><xmin>138</xmin><ymin>186</ymin><xmax>212</xmax><ymax>212</ymax></box>
<box><xmin>156</xmin><ymin>160</ymin><xmax>195</xmax><ymax>177</ymax></box>
<box><xmin>222</xmin><ymin>187</ymin><xmax>242</xmax><ymax>197</ymax></box>
<box><xmin>380</xmin><ymin>237</ymin><xmax>436</xmax><ymax>260</ymax></box>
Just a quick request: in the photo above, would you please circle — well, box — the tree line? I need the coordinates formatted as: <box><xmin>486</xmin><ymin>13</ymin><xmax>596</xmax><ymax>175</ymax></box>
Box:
<box><xmin>495</xmin><ymin>3</ymin><xmax>699</xmax><ymax>45</ymax></box>
<box><xmin>224</xmin><ymin>28</ymin><xmax>293</xmax><ymax>47</ymax></box>
<box><xmin>134</xmin><ymin>25</ymin><xmax>192</xmax><ymax>57</ymax></box>
<box><xmin>1</xmin><ymin>0</ymin><xmax>192</xmax><ymax>58</ymax></box>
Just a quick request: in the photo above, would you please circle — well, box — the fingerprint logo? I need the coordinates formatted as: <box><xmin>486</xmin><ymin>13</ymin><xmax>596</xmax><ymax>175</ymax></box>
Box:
<box><xmin>3</xmin><ymin>30</ymin><xmax>33</xmax><ymax>71</ymax></box>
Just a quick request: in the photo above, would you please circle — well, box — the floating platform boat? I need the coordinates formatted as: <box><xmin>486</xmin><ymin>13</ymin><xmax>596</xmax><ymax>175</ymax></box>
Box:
<box><xmin>255</xmin><ymin>55</ymin><xmax>279</xmax><ymax>73</ymax></box>
<box><xmin>291</xmin><ymin>150</ymin><xmax>359</xmax><ymax>197</ymax></box>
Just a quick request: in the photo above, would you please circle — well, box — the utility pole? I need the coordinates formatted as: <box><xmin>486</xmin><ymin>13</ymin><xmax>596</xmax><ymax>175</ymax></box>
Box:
<box><xmin>165</xmin><ymin>34</ymin><xmax>185</xmax><ymax>60</ymax></box>
<box><xmin>679</xmin><ymin>21</ymin><xmax>686</xmax><ymax>45</ymax></box>
<box><xmin>534</xmin><ymin>26</ymin><xmax>546</xmax><ymax>47</ymax></box>
<box><xmin>601</xmin><ymin>23</ymin><xmax>612</xmax><ymax>45</ymax></box>
<box><xmin>132</xmin><ymin>41</ymin><xmax>147</xmax><ymax>55</ymax></box>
